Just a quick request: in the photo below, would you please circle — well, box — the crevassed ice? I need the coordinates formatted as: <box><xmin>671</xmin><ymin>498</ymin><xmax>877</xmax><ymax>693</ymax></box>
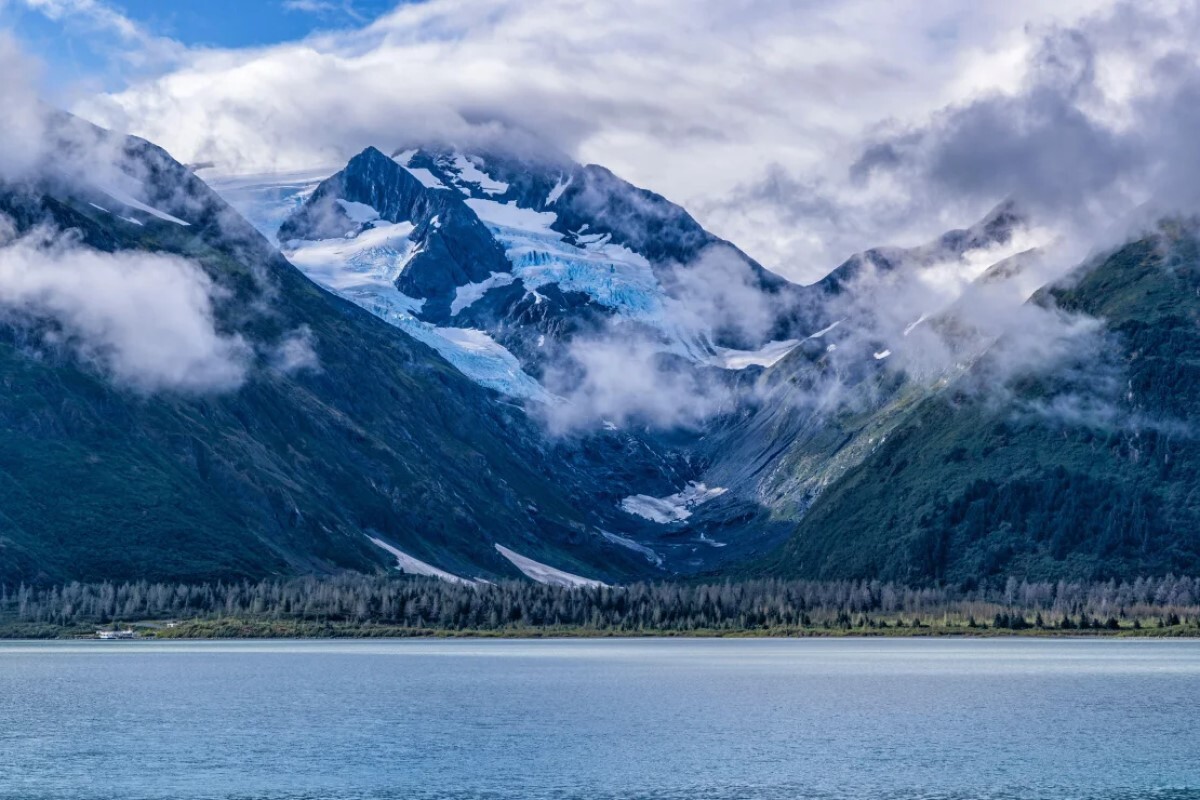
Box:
<box><xmin>465</xmin><ymin>197</ymin><xmax>666</xmax><ymax>323</ymax></box>
<box><xmin>282</xmin><ymin>209</ymin><xmax>552</xmax><ymax>403</ymax></box>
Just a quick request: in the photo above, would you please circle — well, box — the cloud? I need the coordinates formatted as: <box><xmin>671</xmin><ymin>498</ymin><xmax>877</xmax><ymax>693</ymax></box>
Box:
<box><xmin>0</xmin><ymin>35</ymin><xmax>275</xmax><ymax>396</ymax></box>
<box><xmin>22</xmin><ymin>0</ymin><xmax>1197</xmax><ymax>430</ymax></box>
<box><xmin>13</xmin><ymin>0</ymin><xmax>185</xmax><ymax>70</ymax></box>
<box><xmin>715</xmin><ymin>2</ymin><xmax>1200</xmax><ymax>279</ymax></box>
<box><xmin>65</xmin><ymin>0</ymin><xmax>1111</xmax><ymax>276</ymax></box>
<box><xmin>282</xmin><ymin>0</ymin><xmax>367</xmax><ymax>21</ymax></box>
<box><xmin>539</xmin><ymin>331</ymin><xmax>731</xmax><ymax>434</ymax></box>
<box><xmin>0</xmin><ymin>224</ymin><xmax>251</xmax><ymax>393</ymax></box>
<box><xmin>0</xmin><ymin>32</ymin><xmax>49</xmax><ymax>178</ymax></box>
<box><xmin>269</xmin><ymin>325</ymin><xmax>321</xmax><ymax>375</ymax></box>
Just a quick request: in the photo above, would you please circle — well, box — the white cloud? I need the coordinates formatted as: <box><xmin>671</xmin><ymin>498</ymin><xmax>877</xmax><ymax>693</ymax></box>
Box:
<box><xmin>0</xmin><ymin>32</ymin><xmax>48</xmax><ymax>178</ymax></box>
<box><xmin>0</xmin><ymin>225</ymin><xmax>251</xmax><ymax>393</ymax></box>
<box><xmin>68</xmin><ymin>0</ymin><xmax>1112</xmax><ymax>277</ymax></box>
<box><xmin>14</xmin><ymin>0</ymin><xmax>185</xmax><ymax>69</ymax></box>
<box><xmin>282</xmin><ymin>0</ymin><xmax>366</xmax><ymax>21</ymax></box>
<box><xmin>270</xmin><ymin>325</ymin><xmax>321</xmax><ymax>375</ymax></box>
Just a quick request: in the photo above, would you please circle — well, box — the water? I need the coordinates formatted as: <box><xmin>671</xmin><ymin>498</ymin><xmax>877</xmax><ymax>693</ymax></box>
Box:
<box><xmin>1</xmin><ymin>638</ymin><xmax>1198</xmax><ymax>800</ymax></box>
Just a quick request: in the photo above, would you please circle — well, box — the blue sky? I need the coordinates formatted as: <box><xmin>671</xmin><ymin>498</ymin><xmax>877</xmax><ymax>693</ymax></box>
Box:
<box><xmin>6</xmin><ymin>0</ymin><xmax>404</xmax><ymax>89</ymax></box>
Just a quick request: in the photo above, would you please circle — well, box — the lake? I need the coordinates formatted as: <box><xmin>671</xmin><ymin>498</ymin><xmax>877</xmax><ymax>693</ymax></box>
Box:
<box><xmin>1</xmin><ymin>638</ymin><xmax>1198</xmax><ymax>799</ymax></box>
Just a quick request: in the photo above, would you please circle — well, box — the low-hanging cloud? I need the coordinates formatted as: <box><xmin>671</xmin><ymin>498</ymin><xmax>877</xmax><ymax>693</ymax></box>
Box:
<box><xmin>713</xmin><ymin>2</ymin><xmax>1200</xmax><ymax>279</ymax></box>
<box><xmin>58</xmin><ymin>0</ymin><xmax>1110</xmax><ymax>277</ymax></box>
<box><xmin>0</xmin><ymin>224</ymin><xmax>251</xmax><ymax>393</ymax></box>
<box><xmin>539</xmin><ymin>331</ymin><xmax>732</xmax><ymax>434</ymax></box>
<box><xmin>26</xmin><ymin>0</ymin><xmax>1200</xmax><ymax>430</ymax></box>
<box><xmin>0</xmin><ymin>36</ymin><xmax>255</xmax><ymax>394</ymax></box>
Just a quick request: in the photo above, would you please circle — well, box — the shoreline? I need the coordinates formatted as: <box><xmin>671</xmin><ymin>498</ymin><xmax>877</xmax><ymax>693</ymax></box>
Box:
<box><xmin>4</xmin><ymin>623</ymin><xmax>1199</xmax><ymax>642</ymax></box>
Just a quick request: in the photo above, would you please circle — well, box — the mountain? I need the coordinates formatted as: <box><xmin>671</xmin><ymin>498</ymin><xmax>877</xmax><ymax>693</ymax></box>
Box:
<box><xmin>226</xmin><ymin>145</ymin><xmax>810</xmax><ymax>398</ymax></box>
<box><xmin>0</xmin><ymin>119</ymin><xmax>662</xmax><ymax>586</ymax></box>
<box><xmin>8</xmin><ymin>117</ymin><xmax>1200</xmax><ymax>589</ymax></box>
<box><xmin>761</xmin><ymin>223</ymin><xmax>1200</xmax><ymax>583</ymax></box>
<box><xmin>217</xmin><ymin>144</ymin><xmax>831</xmax><ymax>573</ymax></box>
<box><xmin>219</xmin><ymin>146</ymin><xmax>1117</xmax><ymax>581</ymax></box>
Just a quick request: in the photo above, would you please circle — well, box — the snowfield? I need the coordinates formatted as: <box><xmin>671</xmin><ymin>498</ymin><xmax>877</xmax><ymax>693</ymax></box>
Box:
<box><xmin>449</xmin><ymin>153</ymin><xmax>509</xmax><ymax>195</ymax></box>
<box><xmin>95</xmin><ymin>177</ymin><xmax>192</xmax><ymax>227</ymax></box>
<box><xmin>710</xmin><ymin>339</ymin><xmax>800</xmax><ymax>370</ymax></box>
<box><xmin>494</xmin><ymin>544</ymin><xmax>607</xmax><ymax>588</ymax></box>
<box><xmin>620</xmin><ymin>482</ymin><xmax>728</xmax><ymax>524</ymax></box>
<box><xmin>450</xmin><ymin>271</ymin><xmax>516</xmax><ymax>316</ymax></box>
<box><xmin>367</xmin><ymin>536</ymin><xmax>471</xmax><ymax>584</ymax></box>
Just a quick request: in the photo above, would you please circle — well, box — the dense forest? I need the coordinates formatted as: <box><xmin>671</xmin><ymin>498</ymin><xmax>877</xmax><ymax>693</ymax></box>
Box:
<box><xmin>3</xmin><ymin>574</ymin><xmax>1198</xmax><ymax>638</ymax></box>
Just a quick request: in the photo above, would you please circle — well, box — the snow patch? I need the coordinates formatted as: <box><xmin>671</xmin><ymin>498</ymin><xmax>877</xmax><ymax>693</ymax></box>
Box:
<box><xmin>368</xmin><ymin>536</ymin><xmax>471</xmax><ymax>584</ymax></box>
<box><xmin>494</xmin><ymin>544</ymin><xmax>606</xmax><ymax>588</ymax></box>
<box><xmin>599</xmin><ymin>530</ymin><xmax>663</xmax><ymax>566</ymax></box>
<box><xmin>406</xmin><ymin>167</ymin><xmax>450</xmax><ymax>190</ymax></box>
<box><xmin>710</xmin><ymin>338</ymin><xmax>800</xmax><ymax>370</ymax></box>
<box><xmin>336</xmin><ymin>199</ymin><xmax>381</xmax><ymax>225</ymax></box>
<box><xmin>450</xmin><ymin>271</ymin><xmax>515</xmax><ymax>316</ymax></box>
<box><xmin>465</xmin><ymin>197</ymin><xmax>558</xmax><ymax>231</ymax></box>
<box><xmin>903</xmin><ymin>313</ymin><xmax>930</xmax><ymax>337</ymax></box>
<box><xmin>619</xmin><ymin>482</ymin><xmax>728</xmax><ymax>524</ymax></box>
<box><xmin>284</xmin><ymin>221</ymin><xmax>418</xmax><ymax>293</ymax></box>
<box><xmin>95</xmin><ymin>179</ymin><xmax>191</xmax><ymax>227</ymax></box>
<box><xmin>450</xmin><ymin>153</ymin><xmax>509</xmax><ymax>195</ymax></box>
<box><xmin>546</xmin><ymin>175</ymin><xmax>571</xmax><ymax>205</ymax></box>
<box><xmin>806</xmin><ymin>319</ymin><xmax>842</xmax><ymax>339</ymax></box>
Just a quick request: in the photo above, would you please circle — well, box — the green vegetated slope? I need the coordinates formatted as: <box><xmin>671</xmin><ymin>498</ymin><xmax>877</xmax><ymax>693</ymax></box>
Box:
<box><xmin>766</xmin><ymin>227</ymin><xmax>1200</xmax><ymax>583</ymax></box>
<box><xmin>0</xmin><ymin>131</ymin><xmax>647</xmax><ymax>586</ymax></box>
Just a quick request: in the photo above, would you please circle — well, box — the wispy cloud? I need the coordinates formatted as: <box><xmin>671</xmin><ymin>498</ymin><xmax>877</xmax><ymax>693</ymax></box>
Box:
<box><xmin>282</xmin><ymin>0</ymin><xmax>367</xmax><ymax>22</ymax></box>
<box><xmin>13</xmin><ymin>0</ymin><xmax>185</xmax><ymax>69</ymax></box>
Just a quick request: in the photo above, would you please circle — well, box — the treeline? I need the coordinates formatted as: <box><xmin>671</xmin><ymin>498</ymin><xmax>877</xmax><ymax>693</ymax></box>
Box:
<box><xmin>2</xmin><ymin>574</ymin><xmax>1199</xmax><ymax>635</ymax></box>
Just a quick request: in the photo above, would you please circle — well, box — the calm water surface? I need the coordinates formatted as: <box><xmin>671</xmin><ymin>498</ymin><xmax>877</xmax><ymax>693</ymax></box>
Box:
<box><xmin>1</xmin><ymin>638</ymin><xmax>1198</xmax><ymax>800</ymax></box>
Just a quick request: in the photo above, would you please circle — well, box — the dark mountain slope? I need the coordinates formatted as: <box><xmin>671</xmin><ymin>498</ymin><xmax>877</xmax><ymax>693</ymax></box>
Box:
<box><xmin>762</xmin><ymin>226</ymin><xmax>1200</xmax><ymax>583</ymax></box>
<box><xmin>0</xmin><ymin>128</ymin><xmax>651</xmax><ymax>586</ymax></box>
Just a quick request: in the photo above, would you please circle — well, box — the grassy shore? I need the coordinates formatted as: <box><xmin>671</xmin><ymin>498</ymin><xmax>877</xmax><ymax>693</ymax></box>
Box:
<box><xmin>4</xmin><ymin>617</ymin><xmax>1198</xmax><ymax>640</ymax></box>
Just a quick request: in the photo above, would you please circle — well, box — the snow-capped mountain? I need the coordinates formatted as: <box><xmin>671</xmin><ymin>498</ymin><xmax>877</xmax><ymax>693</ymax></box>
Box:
<box><xmin>9</xmin><ymin>115</ymin><xmax>1197</xmax><ymax>587</ymax></box>
<box><xmin>217</xmin><ymin>145</ymin><xmax>810</xmax><ymax>406</ymax></box>
<box><xmin>211</xmin><ymin>145</ymin><xmax>1046</xmax><ymax>576</ymax></box>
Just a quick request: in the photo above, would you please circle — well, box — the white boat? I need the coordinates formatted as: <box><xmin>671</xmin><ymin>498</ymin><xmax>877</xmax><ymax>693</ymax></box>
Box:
<box><xmin>95</xmin><ymin>630</ymin><xmax>136</xmax><ymax>640</ymax></box>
